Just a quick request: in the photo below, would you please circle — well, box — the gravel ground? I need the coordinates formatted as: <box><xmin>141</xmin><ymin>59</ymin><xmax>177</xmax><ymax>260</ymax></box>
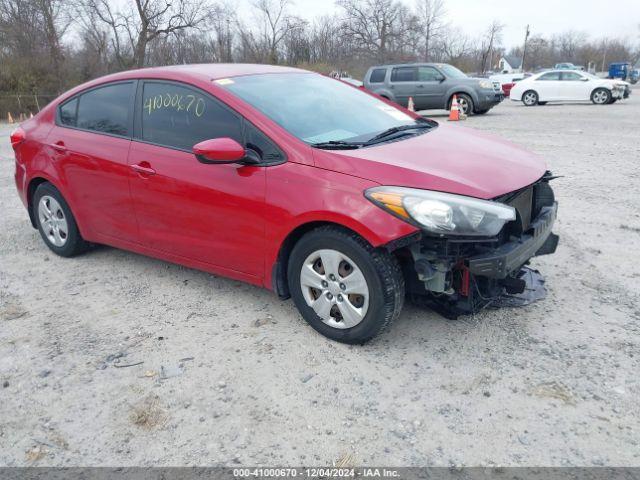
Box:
<box><xmin>1</xmin><ymin>92</ymin><xmax>639</xmax><ymax>467</ymax></box>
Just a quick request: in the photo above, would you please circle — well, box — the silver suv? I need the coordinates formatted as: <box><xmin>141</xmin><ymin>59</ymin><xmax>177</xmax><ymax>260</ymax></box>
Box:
<box><xmin>364</xmin><ymin>63</ymin><xmax>504</xmax><ymax>115</ymax></box>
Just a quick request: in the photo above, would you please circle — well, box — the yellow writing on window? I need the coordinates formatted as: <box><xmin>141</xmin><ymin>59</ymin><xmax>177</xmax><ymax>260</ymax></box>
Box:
<box><xmin>144</xmin><ymin>93</ymin><xmax>206</xmax><ymax>117</ymax></box>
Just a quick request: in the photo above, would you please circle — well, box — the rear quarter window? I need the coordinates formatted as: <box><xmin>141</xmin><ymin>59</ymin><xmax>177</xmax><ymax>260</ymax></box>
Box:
<box><xmin>369</xmin><ymin>68</ymin><xmax>387</xmax><ymax>83</ymax></box>
<box><xmin>59</xmin><ymin>98</ymin><xmax>78</xmax><ymax>126</ymax></box>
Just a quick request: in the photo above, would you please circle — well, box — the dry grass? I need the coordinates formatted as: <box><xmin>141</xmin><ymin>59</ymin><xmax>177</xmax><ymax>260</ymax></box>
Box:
<box><xmin>129</xmin><ymin>394</ymin><xmax>168</xmax><ymax>430</ymax></box>
<box><xmin>530</xmin><ymin>381</ymin><xmax>576</xmax><ymax>405</ymax></box>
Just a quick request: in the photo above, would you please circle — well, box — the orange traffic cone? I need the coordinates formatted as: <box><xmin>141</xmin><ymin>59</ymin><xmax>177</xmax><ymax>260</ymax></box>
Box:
<box><xmin>448</xmin><ymin>95</ymin><xmax>460</xmax><ymax>121</ymax></box>
<box><xmin>7</xmin><ymin>112</ymin><xmax>14</xmax><ymax>123</ymax></box>
<box><xmin>407</xmin><ymin>96</ymin><xmax>415</xmax><ymax>112</ymax></box>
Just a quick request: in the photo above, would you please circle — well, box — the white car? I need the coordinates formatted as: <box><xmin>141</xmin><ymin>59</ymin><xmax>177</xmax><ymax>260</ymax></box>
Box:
<box><xmin>510</xmin><ymin>70</ymin><xmax>631</xmax><ymax>106</ymax></box>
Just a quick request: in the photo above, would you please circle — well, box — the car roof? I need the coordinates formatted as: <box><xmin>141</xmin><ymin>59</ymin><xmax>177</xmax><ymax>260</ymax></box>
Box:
<box><xmin>53</xmin><ymin>63</ymin><xmax>310</xmax><ymax>105</ymax></box>
<box><xmin>104</xmin><ymin>63</ymin><xmax>306</xmax><ymax>82</ymax></box>
<box><xmin>369</xmin><ymin>63</ymin><xmax>448</xmax><ymax>69</ymax></box>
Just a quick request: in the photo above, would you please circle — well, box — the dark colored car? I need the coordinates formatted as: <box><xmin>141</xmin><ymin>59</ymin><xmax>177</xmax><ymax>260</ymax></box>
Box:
<box><xmin>363</xmin><ymin>63</ymin><xmax>504</xmax><ymax>115</ymax></box>
<box><xmin>11</xmin><ymin>64</ymin><xmax>558</xmax><ymax>344</ymax></box>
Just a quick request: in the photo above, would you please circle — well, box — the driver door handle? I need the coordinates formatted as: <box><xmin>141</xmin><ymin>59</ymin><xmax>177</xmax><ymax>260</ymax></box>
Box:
<box><xmin>131</xmin><ymin>162</ymin><xmax>156</xmax><ymax>176</ymax></box>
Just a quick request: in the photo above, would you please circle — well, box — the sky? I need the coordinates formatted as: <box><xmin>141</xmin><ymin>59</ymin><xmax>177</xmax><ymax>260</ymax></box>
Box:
<box><xmin>238</xmin><ymin>0</ymin><xmax>640</xmax><ymax>49</ymax></box>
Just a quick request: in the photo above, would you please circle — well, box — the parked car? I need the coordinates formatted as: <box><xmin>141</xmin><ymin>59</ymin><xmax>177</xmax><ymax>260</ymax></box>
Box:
<box><xmin>554</xmin><ymin>63</ymin><xmax>576</xmax><ymax>70</ymax></box>
<box><xmin>608</xmin><ymin>62</ymin><xmax>632</xmax><ymax>81</ymax></box>
<box><xmin>363</xmin><ymin>63</ymin><xmax>504</xmax><ymax>115</ymax></box>
<box><xmin>489</xmin><ymin>73</ymin><xmax>528</xmax><ymax>97</ymax></box>
<box><xmin>11</xmin><ymin>64</ymin><xmax>559</xmax><ymax>344</ymax></box>
<box><xmin>510</xmin><ymin>70</ymin><xmax>631</xmax><ymax>106</ymax></box>
<box><xmin>631</xmin><ymin>68</ymin><xmax>640</xmax><ymax>85</ymax></box>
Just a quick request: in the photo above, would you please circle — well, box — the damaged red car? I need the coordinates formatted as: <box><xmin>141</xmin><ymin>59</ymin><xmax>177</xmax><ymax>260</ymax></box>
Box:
<box><xmin>11</xmin><ymin>64</ymin><xmax>559</xmax><ymax>344</ymax></box>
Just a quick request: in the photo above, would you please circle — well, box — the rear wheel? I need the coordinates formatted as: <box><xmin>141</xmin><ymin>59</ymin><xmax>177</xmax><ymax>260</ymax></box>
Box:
<box><xmin>288</xmin><ymin>226</ymin><xmax>404</xmax><ymax>344</ymax></box>
<box><xmin>33</xmin><ymin>183</ymin><xmax>89</xmax><ymax>257</ymax></box>
<box><xmin>522</xmin><ymin>90</ymin><xmax>539</xmax><ymax>106</ymax></box>
<box><xmin>591</xmin><ymin>88</ymin><xmax>611</xmax><ymax>105</ymax></box>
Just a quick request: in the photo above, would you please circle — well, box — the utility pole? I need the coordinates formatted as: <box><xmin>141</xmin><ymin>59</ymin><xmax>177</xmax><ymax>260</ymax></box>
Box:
<box><xmin>521</xmin><ymin>24</ymin><xmax>530</xmax><ymax>72</ymax></box>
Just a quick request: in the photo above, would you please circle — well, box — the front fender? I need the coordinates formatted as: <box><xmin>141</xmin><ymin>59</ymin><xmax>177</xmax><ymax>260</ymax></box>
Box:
<box><xmin>263</xmin><ymin>162</ymin><xmax>418</xmax><ymax>290</ymax></box>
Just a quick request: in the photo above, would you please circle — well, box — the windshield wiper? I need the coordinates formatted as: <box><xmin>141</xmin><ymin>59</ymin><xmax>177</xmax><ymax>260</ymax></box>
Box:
<box><xmin>310</xmin><ymin>140</ymin><xmax>364</xmax><ymax>150</ymax></box>
<box><xmin>364</xmin><ymin>122</ymin><xmax>434</xmax><ymax>145</ymax></box>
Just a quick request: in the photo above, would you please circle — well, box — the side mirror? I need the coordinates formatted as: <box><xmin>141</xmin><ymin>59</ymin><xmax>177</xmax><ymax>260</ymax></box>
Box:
<box><xmin>193</xmin><ymin>138</ymin><xmax>253</xmax><ymax>165</ymax></box>
<box><xmin>581</xmin><ymin>77</ymin><xmax>589</xmax><ymax>81</ymax></box>
<box><xmin>437</xmin><ymin>76</ymin><xmax>446</xmax><ymax>83</ymax></box>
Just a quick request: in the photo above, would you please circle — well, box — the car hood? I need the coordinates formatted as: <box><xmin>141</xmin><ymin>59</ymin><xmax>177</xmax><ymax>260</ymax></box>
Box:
<box><xmin>313</xmin><ymin>123</ymin><xmax>547</xmax><ymax>199</ymax></box>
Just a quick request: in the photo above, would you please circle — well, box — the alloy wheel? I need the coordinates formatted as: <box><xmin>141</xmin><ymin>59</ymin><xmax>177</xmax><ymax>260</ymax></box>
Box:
<box><xmin>299</xmin><ymin>249</ymin><xmax>369</xmax><ymax>329</ymax></box>
<box><xmin>38</xmin><ymin>195</ymin><xmax>68</xmax><ymax>247</ymax></box>
<box><xmin>523</xmin><ymin>92</ymin><xmax>537</xmax><ymax>106</ymax></box>
<box><xmin>593</xmin><ymin>90</ymin><xmax>609</xmax><ymax>104</ymax></box>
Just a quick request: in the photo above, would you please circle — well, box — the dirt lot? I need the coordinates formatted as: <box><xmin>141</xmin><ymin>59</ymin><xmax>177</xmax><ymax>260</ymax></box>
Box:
<box><xmin>1</xmin><ymin>92</ymin><xmax>639</xmax><ymax>467</ymax></box>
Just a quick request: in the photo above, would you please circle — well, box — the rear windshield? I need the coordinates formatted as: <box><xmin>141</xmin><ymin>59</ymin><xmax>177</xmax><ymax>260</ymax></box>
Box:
<box><xmin>220</xmin><ymin>73</ymin><xmax>417</xmax><ymax>144</ymax></box>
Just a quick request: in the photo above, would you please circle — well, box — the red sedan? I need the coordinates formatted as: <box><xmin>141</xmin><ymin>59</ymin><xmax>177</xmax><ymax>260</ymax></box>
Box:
<box><xmin>11</xmin><ymin>64</ymin><xmax>559</xmax><ymax>344</ymax></box>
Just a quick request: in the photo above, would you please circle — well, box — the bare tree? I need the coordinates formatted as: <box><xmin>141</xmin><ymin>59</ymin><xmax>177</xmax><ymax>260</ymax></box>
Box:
<box><xmin>479</xmin><ymin>20</ymin><xmax>504</xmax><ymax>73</ymax></box>
<box><xmin>415</xmin><ymin>0</ymin><xmax>445</xmax><ymax>61</ymax></box>
<box><xmin>253</xmin><ymin>0</ymin><xmax>294</xmax><ymax>64</ymax></box>
<box><xmin>79</xmin><ymin>0</ymin><xmax>210</xmax><ymax>68</ymax></box>
<box><xmin>337</xmin><ymin>0</ymin><xmax>405</xmax><ymax>62</ymax></box>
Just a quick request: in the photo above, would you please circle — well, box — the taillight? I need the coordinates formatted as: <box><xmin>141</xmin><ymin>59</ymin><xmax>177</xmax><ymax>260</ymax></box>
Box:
<box><xmin>10</xmin><ymin>127</ymin><xmax>26</xmax><ymax>149</ymax></box>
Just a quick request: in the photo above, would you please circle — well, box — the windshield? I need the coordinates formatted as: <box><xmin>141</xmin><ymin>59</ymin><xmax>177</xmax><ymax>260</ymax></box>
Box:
<box><xmin>439</xmin><ymin>65</ymin><xmax>467</xmax><ymax>79</ymax></box>
<box><xmin>220</xmin><ymin>73</ymin><xmax>419</xmax><ymax>144</ymax></box>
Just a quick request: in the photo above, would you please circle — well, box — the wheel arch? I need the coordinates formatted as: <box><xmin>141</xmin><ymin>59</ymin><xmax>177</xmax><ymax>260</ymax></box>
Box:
<box><xmin>26</xmin><ymin>176</ymin><xmax>54</xmax><ymax>228</ymax></box>
<box><xmin>26</xmin><ymin>175</ymin><xmax>85</xmax><ymax>237</ymax></box>
<box><xmin>270</xmin><ymin>221</ymin><xmax>377</xmax><ymax>300</ymax></box>
<box><xmin>445</xmin><ymin>88</ymin><xmax>478</xmax><ymax>109</ymax></box>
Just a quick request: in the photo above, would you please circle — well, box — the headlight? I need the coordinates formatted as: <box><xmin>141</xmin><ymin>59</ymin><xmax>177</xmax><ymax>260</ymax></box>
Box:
<box><xmin>365</xmin><ymin>186</ymin><xmax>516</xmax><ymax>237</ymax></box>
<box><xmin>479</xmin><ymin>80</ymin><xmax>493</xmax><ymax>89</ymax></box>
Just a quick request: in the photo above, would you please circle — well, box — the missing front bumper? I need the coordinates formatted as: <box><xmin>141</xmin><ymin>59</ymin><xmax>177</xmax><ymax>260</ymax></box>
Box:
<box><xmin>467</xmin><ymin>203</ymin><xmax>558</xmax><ymax>279</ymax></box>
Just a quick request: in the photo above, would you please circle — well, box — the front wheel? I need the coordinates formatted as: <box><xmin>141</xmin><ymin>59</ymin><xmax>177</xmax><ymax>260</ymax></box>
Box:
<box><xmin>288</xmin><ymin>227</ymin><xmax>404</xmax><ymax>344</ymax></box>
<box><xmin>522</xmin><ymin>90</ymin><xmax>539</xmax><ymax>106</ymax></box>
<box><xmin>591</xmin><ymin>88</ymin><xmax>611</xmax><ymax>105</ymax></box>
<box><xmin>450</xmin><ymin>94</ymin><xmax>474</xmax><ymax>116</ymax></box>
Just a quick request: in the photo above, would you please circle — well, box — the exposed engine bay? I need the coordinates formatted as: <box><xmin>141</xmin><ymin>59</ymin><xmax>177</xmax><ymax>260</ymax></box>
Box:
<box><xmin>392</xmin><ymin>172</ymin><xmax>559</xmax><ymax>318</ymax></box>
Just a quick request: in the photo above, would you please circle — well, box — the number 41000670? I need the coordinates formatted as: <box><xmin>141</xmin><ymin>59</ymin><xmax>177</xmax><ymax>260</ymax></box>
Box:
<box><xmin>144</xmin><ymin>93</ymin><xmax>206</xmax><ymax>117</ymax></box>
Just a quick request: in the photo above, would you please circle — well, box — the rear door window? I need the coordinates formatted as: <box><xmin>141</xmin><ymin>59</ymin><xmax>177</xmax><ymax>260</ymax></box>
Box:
<box><xmin>561</xmin><ymin>72</ymin><xmax>583</xmax><ymax>81</ymax></box>
<box><xmin>537</xmin><ymin>72</ymin><xmax>561</xmax><ymax>81</ymax></box>
<box><xmin>139</xmin><ymin>81</ymin><xmax>242</xmax><ymax>151</ymax></box>
<box><xmin>390</xmin><ymin>67</ymin><xmax>417</xmax><ymax>82</ymax></box>
<box><xmin>369</xmin><ymin>68</ymin><xmax>387</xmax><ymax>83</ymax></box>
<box><xmin>76</xmin><ymin>82</ymin><xmax>133</xmax><ymax>136</ymax></box>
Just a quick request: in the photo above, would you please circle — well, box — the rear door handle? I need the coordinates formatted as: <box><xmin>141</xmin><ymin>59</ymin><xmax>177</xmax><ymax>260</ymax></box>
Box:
<box><xmin>49</xmin><ymin>141</ymin><xmax>67</xmax><ymax>152</ymax></box>
<box><xmin>131</xmin><ymin>163</ymin><xmax>156</xmax><ymax>176</ymax></box>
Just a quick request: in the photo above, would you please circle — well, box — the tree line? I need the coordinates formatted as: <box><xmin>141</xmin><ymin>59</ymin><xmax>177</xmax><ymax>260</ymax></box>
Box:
<box><xmin>1</xmin><ymin>0</ymin><xmax>639</xmax><ymax>115</ymax></box>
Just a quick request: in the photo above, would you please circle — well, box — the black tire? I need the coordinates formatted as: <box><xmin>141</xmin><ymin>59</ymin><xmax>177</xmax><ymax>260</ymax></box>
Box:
<box><xmin>287</xmin><ymin>226</ymin><xmax>404</xmax><ymax>344</ymax></box>
<box><xmin>449</xmin><ymin>93</ymin><xmax>474</xmax><ymax>116</ymax></box>
<box><xmin>33</xmin><ymin>182</ymin><xmax>89</xmax><ymax>257</ymax></box>
<box><xmin>608</xmin><ymin>98</ymin><xmax>618</xmax><ymax>104</ymax></box>
<box><xmin>522</xmin><ymin>90</ymin><xmax>539</xmax><ymax>106</ymax></box>
<box><xmin>591</xmin><ymin>88</ymin><xmax>611</xmax><ymax>105</ymax></box>
<box><xmin>538</xmin><ymin>101</ymin><xmax>548</xmax><ymax>106</ymax></box>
